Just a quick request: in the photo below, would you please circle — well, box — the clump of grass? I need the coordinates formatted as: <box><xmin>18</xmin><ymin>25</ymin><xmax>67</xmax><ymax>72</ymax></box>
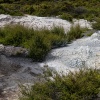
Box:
<box><xmin>19</xmin><ymin>68</ymin><xmax>100</xmax><ymax>100</ymax></box>
<box><xmin>92</xmin><ymin>18</ymin><xmax>100</xmax><ymax>30</ymax></box>
<box><xmin>28</xmin><ymin>31</ymin><xmax>51</xmax><ymax>61</ymax></box>
<box><xmin>27</xmin><ymin>27</ymin><xmax>67</xmax><ymax>61</ymax></box>
<box><xmin>87</xmin><ymin>32</ymin><xmax>94</xmax><ymax>36</ymax></box>
<box><xmin>51</xmin><ymin>26</ymin><xmax>65</xmax><ymax>35</ymax></box>
<box><xmin>67</xmin><ymin>25</ymin><xmax>87</xmax><ymax>42</ymax></box>
<box><xmin>0</xmin><ymin>25</ymin><xmax>66</xmax><ymax>61</ymax></box>
<box><xmin>2</xmin><ymin>25</ymin><xmax>34</xmax><ymax>46</ymax></box>
<box><xmin>0</xmin><ymin>24</ymin><xmax>88</xmax><ymax>61</ymax></box>
<box><xmin>60</xmin><ymin>13</ymin><xmax>73</xmax><ymax>22</ymax></box>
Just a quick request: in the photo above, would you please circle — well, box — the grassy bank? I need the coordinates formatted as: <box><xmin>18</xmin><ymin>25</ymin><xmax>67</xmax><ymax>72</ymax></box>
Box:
<box><xmin>19</xmin><ymin>68</ymin><xmax>100</xmax><ymax>100</ymax></box>
<box><xmin>0</xmin><ymin>0</ymin><xmax>100</xmax><ymax>21</ymax></box>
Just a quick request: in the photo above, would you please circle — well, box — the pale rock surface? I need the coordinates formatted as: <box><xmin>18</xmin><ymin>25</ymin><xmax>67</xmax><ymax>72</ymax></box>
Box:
<box><xmin>0</xmin><ymin>55</ymin><xmax>44</xmax><ymax>100</ymax></box>
<box><xmin>0</xmin><ymin>44</ymin><xmax>4</xmax><ymax>52</ymax></box>
<box><xmin>44</xmin><ymin>31</ymin><xmax>100</xmax><ymax>73</ymax></box>
<box><xmin>0</xmin><ymin>44</ymin><xmax>29</xmax><ymax>57</ymax></box>
<box><xmin>0</xmin><ymin>14</ymin><xmax>92</xmax><ymax>33</ymax></box>
<box><xmin>4</xmin><ymin>46</ymin><xmax>28</xmax><ymax>56</ymax></box>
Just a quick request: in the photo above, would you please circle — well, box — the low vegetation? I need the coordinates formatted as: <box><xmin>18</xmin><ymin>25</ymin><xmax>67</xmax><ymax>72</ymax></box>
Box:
<box><xmin>92</xmin><ymin>18</ymin><xmax>100</xmax><ymax>30</ymax></box>
<box><xmin>0</xmin><ymin>24</ymin><xmax>88</xmax><ymax>61</ymax></box>
<box><xmin>19</xmin><ymin>68</ymin><xmax>100</xmax><ymax>100</ymax></box>
<box><xmin>60</xmin><ymin>13</ymin><xmax>73</xmax><ymax>22</ymax></box>
<box><xmin>0</xmin><ymin>0</ymin><xmax>100</xmax><ymax>21</ymax></box>
<box><xmin>67</xmin><ymin>25</ymin><xmax>87</xmax><ymax>42</ymax></box>
<box><xmin>0</xmin><ymin>25</ymin><xmax>67</xmax><ymax>61</ymax></box>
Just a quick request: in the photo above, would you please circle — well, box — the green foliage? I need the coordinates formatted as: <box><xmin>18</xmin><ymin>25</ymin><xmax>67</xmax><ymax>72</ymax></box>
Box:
<box><xmin>19</xmin><ymin>69</ymin><xmax>100</xmax><ymax>100</ymax></box>
<box><xmin>0</xmin><ymin>0</ymin><xmax>100</xmax><ymax>20</ymax></box>
<box><xmin>0</xmin><ymin>25</ymin><xmax>66</xmax><ymax>61</ymax></box>
<box><xmin>87</xmin><ymin>32</ymin><xmax>94</xmax><ymax>36</ymax></box>
<box><xmin>28</xmin><ymin>27</ymin><xmax>67</xmax><ymax>61</ymax></box>
<box><xmin>51</xmin><ymin>26</ymin><xmax>65</xmax><ymax>36</ymax></box>
<box><xmin>92</xmin><ymin>18</ymin><xmax>100</xmax><ymax>30</ymax></box>
<box><xmin>20</xmin><ymin>5</ymin><xmax>35</xmax><ymax>14</ymax></box>
<box><xmin>28</xmin><ymin>31</ymin><xmax>51</xmax><ymax>61</ymax></box>
<box><xmin>67</xmin><ymin>25</ymin><xmax>87</xmax><ymax>42</ymax></box>
<box><xmin>0</xmin><ymin>24</ymin><xmax>88</xmax><ymax>61</ymax></box>
<box><xmin>60</xmin><ymin>13</ymin><xmax>73</xmax><ymax>21</ymax></box>
<box><xmin>2</xmin><ymin>25</ymin><xmax>34</xmax><ymax>46</ymax></box>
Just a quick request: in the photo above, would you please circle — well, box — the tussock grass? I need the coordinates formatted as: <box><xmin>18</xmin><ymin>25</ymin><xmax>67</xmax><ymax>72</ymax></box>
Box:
<box><xmin>92</xmin><ymin>18</ymin><xmax>100</xmax><ymax>30</ymax></box>
<box><xmin>19</xmin><ymin>68</ymin><xmax>100</xmax><ymax>100</ymax></box>
<box><xmin>60</xmin><ymin>13</ymin><xmax>73</xmax><ymax>22</ymax></box>
<box><xmin>0</xmin><ymin>25</ymin><xmax>66</xmax><ymax>61</ymax></box>
<box><xmin>67</xmin><ymin>25</ymin><xmax>88</xmax><ymax>42</ymax></box>
<box><xmin>0</xmin><ymin>24</ymin><xmax>88</xmax><ymax>61</ymax></box>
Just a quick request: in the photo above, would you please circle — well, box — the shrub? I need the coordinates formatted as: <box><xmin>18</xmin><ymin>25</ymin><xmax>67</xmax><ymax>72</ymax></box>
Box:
<box><xmin>21</xmin><ymin>5</ymin><xmax>35</xmax><ymax>14</ymax></box>
<box><xmin>60</xmin><ymin>13</ymin><xmax>73</xmax><ymax>21</ymax></box>
<box><xmin>28</xmin><ymin>27</ymin><xmax>67</xmax><ymax>61</ymax></box>
<box><xmin>19</xmin><ymin>68</ymin><xmax>100</xmax><ymax>100</ymax></box>
<box><xmin>92</xmin><ymin>18</ymin><xmax>100</xmax><ymax>30</ymax></box>
<box><xmin>74</xmin><ymin>6</ymin><xmax>87</xmax><ymax>15</ymax></box>
<box><xmin>0</xmin><ymin>28</ymin><xmax>5</xmax><ymax>37</ymax></box>
<box><xmin>0</xmin><ymin>24</ymin><xmax>66</xmax><ymax>61</ymax></box>
<box><xmin>87</xmin><ymin>32</ymin><xmax>94</xmax><ymax>36</ymax></box>
<box><xmin>28</xmin><ymin>32</ymin><xmax>51</xmax><ymax>61</ymax></box>
<box><xmin>0</xmin><ymin>24</ymin><xmax>89</xmax><ymax>61</ymax></box>
<box><xmin>51</xmin><ymin>26</ymin><xmax>65</xmax><ymax>35</ymax></box>
<box><xmin>67</xmin><ymin>25</ymin><xmax>87</xmax><ymax>42</ymax></box>
<box><xmin>2</xmin><ymin>25</ymin><xmax>34</xmax><ymax>46</ymax></box>
<box><xmin>0</xmin><ymin>28</ymin><xmax>5</xmax><ymax>43</ymax></box>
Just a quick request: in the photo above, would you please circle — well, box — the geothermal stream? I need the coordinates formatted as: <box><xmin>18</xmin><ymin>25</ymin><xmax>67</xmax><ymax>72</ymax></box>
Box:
<box><xmin>0</xmin><ymin>14</ymin><xmax>100</xmax><ymax>100</ymax></box>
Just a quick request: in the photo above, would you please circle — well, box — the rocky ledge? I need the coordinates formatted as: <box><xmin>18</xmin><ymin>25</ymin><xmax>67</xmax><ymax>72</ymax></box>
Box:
<box><xmin>0</xmin><ymin>14</ymin><xmax>92</xmax><ymax>33</ymax></box>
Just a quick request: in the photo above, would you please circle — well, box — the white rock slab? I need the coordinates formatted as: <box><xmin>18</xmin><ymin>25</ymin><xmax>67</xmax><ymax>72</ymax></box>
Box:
<box><xmin>0</xmin><ymin>14</ymin><xmax>92</xmax><ymax>33</ymax></box>
<box><xmin>44</xmin><ymin>31</ymin><xmax>100</xmax><ymax>73</ymax></box>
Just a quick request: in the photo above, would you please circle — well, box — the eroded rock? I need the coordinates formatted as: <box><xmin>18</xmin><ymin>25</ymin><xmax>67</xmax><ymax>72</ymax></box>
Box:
<box><xmin>0</xmin><ymin>44</ymin><xmax>29</xmax><ymax>57</ymax></box>
<box><xmin>45</xmin><ymin>31</ymin><xmax>100</xmax><ymax>73</ymax></box>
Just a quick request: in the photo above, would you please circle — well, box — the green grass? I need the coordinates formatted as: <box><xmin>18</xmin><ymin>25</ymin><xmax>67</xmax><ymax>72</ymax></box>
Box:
<box><xmin>0</xmin><ymin>24</ymin><xmax>88</xmax><ymax>61</ymax></box>
<box><xmin>92</xmin><ymin>18</ymin><xmax>100</xmax><ymax>30</ymax></box>
<box><xmin>67</xmin><ymin>25</ymin><xmax>88</xmax><ymax>42</ymax></box>
<box><xmin>60</xmin><ymin>13</ymin><xmax>73</xmax><ymax>22</ymax></box>
<box><xmin>0</xmin><ymin>25</ymin><xmax>67</xmax><ymax>61</ymax></box>
<box><xmin>19</xmin><ymin>68</ymin><xmax>100</xmax><ymax>100</ymax></box>
<box><xmin>87</xmin><ymin>32</ymin><xmax>94</xmax><ymax>36</ymax></box>
<box><xmin>0</xmin><ymin>0</ymin><xmax>100</xmax><ymax>21</ymax></box>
